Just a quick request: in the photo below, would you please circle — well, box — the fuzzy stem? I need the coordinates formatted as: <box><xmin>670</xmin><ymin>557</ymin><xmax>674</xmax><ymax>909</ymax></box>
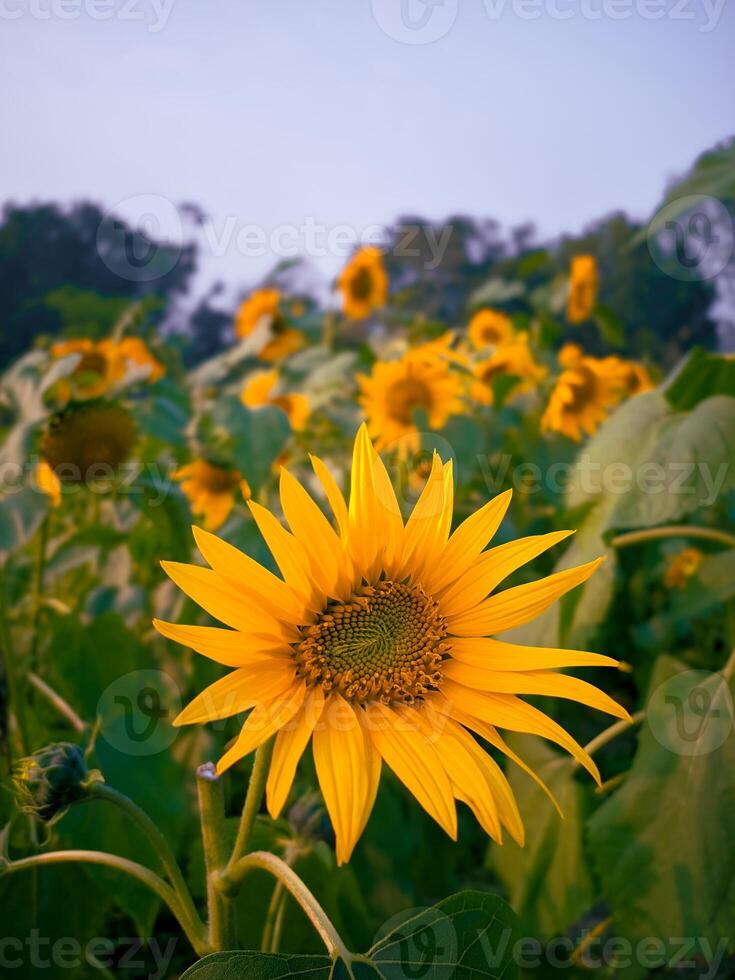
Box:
<box><xmin>611</xmin><ymin>525</ymin><xmax>735</xmax><ymax>550</ymax></box>
<box><xmin>225</xmin><ymin>738</ymin><xmax>274</xmax><ymax>874</ymax></box>
<box><xmin>27</xmin><ymin>671</ymin><xmax>86</xmax><ymax>733</ymax></box>
<box><xmin>196</xmin><ymin>763</ymin><xmax>237</xmax><ymax>951</ymax></box>
<box><xmin>583</xmin><ymin>709</ymin><xmax>645</xmax><ymax>759</ymax></box>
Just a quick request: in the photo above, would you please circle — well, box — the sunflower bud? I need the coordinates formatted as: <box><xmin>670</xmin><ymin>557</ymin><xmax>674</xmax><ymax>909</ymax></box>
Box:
<box><xmin>13</xmin><ymin>743</ymin><xmax>100</xmax><ymax>823</ymax></box>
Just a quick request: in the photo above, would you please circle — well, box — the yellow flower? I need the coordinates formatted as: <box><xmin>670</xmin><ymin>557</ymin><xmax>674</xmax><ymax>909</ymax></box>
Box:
<box><xmin>541</xmin><ymin>344</ymin><xmax>623</xmax><ymax>441</ymax></box>
<box><xmin>613</xmin><ymin>360</ymin><xmax>654</xmax><ymax>397</ymax></box>
<box><xmin>36</xmin><ymin>460</ymin><xmax>62</xmax><ymax>507</ymax></box>
<box><xmin>175</xmin><ymin>460</ymin><xmax>251</xmax><ymax>532</ymax></box>
<box><xmin>156</xmin><ymin>425</ymin><xmax>627</xmax><ymax>864</ymax></box>
<box><xmin>41</xmin><ymin>402</ymin><xmax>136</xmax><ymax>482</ymax></box>
<box><xmin>234</xmin><ymin>289</ymin><xmax>305</xmax><ymax>363</ymax></box>
<box><xmin>471</xmin><ymin>333</ymin><xmax>547</xmax><ymax>406</ymax></box>
<box><xmin>468</xmin><ymin>309</ymin><xmax>514</xmax><ymax>350</ymax></box>
<box><xmin>241</xmin><ymin>371</ymin><xmax>310</xmax><ymax>432</ymax></box>
<box><xmin>52</xmin><ymin>337</ymin><xmax>164</xmax><ymax>399</ymax></box>
<box><xmin>664</xmin><ymin>547</ymin><xmax>703</xmax><ymax>589</ymax></box>
<box><xmin>338</xmin><ymin>247</ymin><xmax>388</xmax><ymax>321</ymax></box>
<box><xmin>567</xmin><ymin>255</ymin><xmax>599</xmax><ymax>324</ymax></box>
<box><xmin>358</xmin><ymin>345</ymin><xmax>464</xmax><ymax>455</ymax></box>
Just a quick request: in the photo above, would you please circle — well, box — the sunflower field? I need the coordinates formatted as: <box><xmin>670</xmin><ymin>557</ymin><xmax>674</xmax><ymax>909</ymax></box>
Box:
<box><xmin>1</xmin><ymin>142</ymin><xmax>735</xmax><ymax>980</ymax></box>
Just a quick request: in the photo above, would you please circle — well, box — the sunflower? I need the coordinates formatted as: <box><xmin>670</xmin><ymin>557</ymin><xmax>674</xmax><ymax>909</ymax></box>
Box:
<box><xmin>41</xmin><ymin>402</ymin><xmax>136</xmax><ymax>482</ymax></box>
<box><xmin>156</xmin><ymin>425</ymin><xmax>627</xmax><ymax>864</ymax></box>
<box><xmin>468</xmin><ymin>309</ymin><xmax>514</xmax><ymax>350</ymax></box>
<box><xmin>52</xmin><ymin>337</ymin><xmax>164</xmax><ymax>399</ymax></box>
<box><xmin>241</xmin><ymin>371</ymin><xmax>310</xmax><ymax>432</ymax></box>
<box><xmin>338</xmin><ymin>247</ymin><xmax>388</xmax><ymax>321</ymax></box>
<box><xmin>471</xmin><ymin>333</ymin><xmax>547</xmax><ymax>406</ymax></box>
<box><xmin>36</xmin><ymin>460</ymin><xmax>62</xmax><ymax>507</ymax></box>
<box><xmin>613</xmin><ymin>359</ymin><xmax>654</xmax><ymax>398</ymax></box>
<box><xmin>664</xmin><ymin>547</ymin><xmax>703</xmax><ymax>589</ymax></box>
<box><xmin>567</xmin><ymin>255</ymin><xmax>599</xmax><ymax>324</ymax></box>
<box><xmin>234</xmin><ymin>289</ymin><xmax>305</xmax><ymax>363</ymax></box>
<box><xmin>541</xmin><ymin>344</ymin><xmax>623</xmax><ymax>441</ymax></box>
<box><xmin>358</xmin><ymin>345</ymin><xmax>464</xmax><ymax>455</ymax></box>
<box><xmin>175</xmin><ymin>460</ymin><xmax>251</xmax><ymax>532</ymax></box>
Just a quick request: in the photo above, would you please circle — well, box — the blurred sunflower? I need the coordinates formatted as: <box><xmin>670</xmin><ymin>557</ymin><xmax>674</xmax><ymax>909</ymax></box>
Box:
<box><xmin>36</xmin><ymin>460</ymin><xmax>62</xmax><ymax>507</ymax></box>
<box><xmin>156</xmin><ymin>425</ymin><xmax>627</xmax><ymax>864</ymax></box>
<box><xmin>468</xmin><ymin>309</ymin><xmax>514</xmax><ymax>350</ymax></box>
<box><xmin>664</xmin><ymin>547</ymin><xmax>703</xmax><ymax>589</ymax></box>
<box><xmin>358</xmin><ymin>345</ymin><xmax>464</xmax><ymax>455</ymax></box>
<box><xmin>41</xmin><ymin>402</ymin><xmax>136</xmax><ymax>483</ymax></box>
<box><xmin>471</xmin><ymin>333</ymin><xmax>547</xmax><ymax>406</ymax></box>
<box><xmin>235</xmin><ymin>288</ymin><xmax>305</xmax><ymax>363</ymax></box>
<box><xmin>541</xmin><ymin>344</ymin><xmax>622</xmax><ymax>441</ymax></box>
<box><xmin>52</xmin><ymin>337</ymin><xmax>164</xmax><ymax>399</ymax></box>
<box><xmin>174</xmin><ymin>460</ymin><xmax>251</xmax><ymax>532</ymax></box>
<box><xmin>567</xmin><ymin>254</ymin><xmax>599</xmax><ymax>324</ymax></box>
<box><xmin>613</xmin><ymin>359</ymin><xmax>654</xmax><ymax>397</ymax></box>
<box><xmin>241</xmin><ymin>370</ymin><xmax>310</xmax><ymax>431</ymax></box>
<box><xmin>338</xmin><ymin>247</ymin><xmax>388</xmax><ymax>321</ymax></box>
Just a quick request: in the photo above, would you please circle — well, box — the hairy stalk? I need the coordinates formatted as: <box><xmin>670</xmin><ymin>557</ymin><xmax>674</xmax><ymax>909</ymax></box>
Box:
<box><xmin>197</xmin><ymin>763</ymin><xmax>237</xmax><ymax>951</ymax></box>
<box><xmin>583</xmin><ymin>709</ymin><xmax>645</xmax><ymax>760</ymax></box>
<box><xmin>225</xmin><ymin>738</ymin><xmax>274</xmax><ymax>875</ymax></box>
<box><xmin>27</xmin><ymin>671</ymin><xmax>86</xmax><ymax>733</ymax></box>
<box><xmin>611</xmin><ymin>525</ymin><xmax>735</xmax><ymax>550</ymax></box>
<box><xmin>218</xmin><ymin>850</ymin><xmax>351</xmax><ymax>963</ymax></box>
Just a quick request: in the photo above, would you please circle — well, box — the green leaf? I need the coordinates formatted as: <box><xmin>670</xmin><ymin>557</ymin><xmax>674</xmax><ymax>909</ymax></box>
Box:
<box><xmin>179</xmin><ymin>950</ymin><xmax>334</xmax><ymax>979</ymax></box>
<box><xmin>490</xmin><ymin>735</ymin><xmax>595</xmax><ymax>939</ymax></box>
<box><xmin>664</xmin><ymin>347</ymin><xmax>735</xmax><ymax>411</ymax></box>
<box><xmin>369</xmin><ymin>890</ymin><xmax>519</xmax><ymax>979</ymax></box>
<box><xmin>0</xmin><ymin>486</ymin><xmax>48</xmax><ymax>555</ymax></box>
<box><xmin>213</xmin><ymin>396</ymin><xmax>291</xmax><ymax>491</ymax></box>
<box><xmin>587</xmin><ymin>655</ymin><xmax>735</xmax><ymax>978</ymax></box>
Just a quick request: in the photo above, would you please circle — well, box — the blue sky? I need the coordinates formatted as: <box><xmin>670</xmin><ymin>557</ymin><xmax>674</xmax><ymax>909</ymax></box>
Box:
<box><xmin>2</xmin><ymin>0</ymin><xmax>734</xmax><ymax>299</ymax></box>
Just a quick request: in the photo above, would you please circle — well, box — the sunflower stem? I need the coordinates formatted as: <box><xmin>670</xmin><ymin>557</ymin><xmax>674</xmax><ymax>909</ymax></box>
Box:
<box><xmin>28</xmin><ymin>514</ymin><xmax>50</xmax><ymax>671</ymax></box>
<box><xmin>611</xmin><ymin>525</ymin><xmax>735</xmax><ymax>550</ymax></box>
<box><xmin>218</xmin><ymin>850</ymin><xmax>351</xmax><ymax>963</ymax></box>
<box><xmin>196</xmin><ymin>763</ymin><xmax>237</xmax><ymax>951</ymax></box>
<box><xmin>583</xmin><ymin>709</ymin><xmax>645</xmax><ymax>759</ymax></box>
<box><xmin>27</xmin><ymin>671</ymin><xmax>86</xmax><ymax>734</ymax></box>
<box><xmin>0</xmin><ymin>572</ymin><xmax>30</xmax><ymax>759</ymax></box>
<box><xmin>225</xmin><ymin>738</ymin><xmax>274</xmax><ymax>874</ymax></box>
<box><xmin>1</xmin><ymin>849</ymin><xmax>210</xmax><ymax>956</ymax></box>
<box><xmin>89</xmin><ymin>784</ymin><xmax>205</xmax><ymax>945</ymax></box>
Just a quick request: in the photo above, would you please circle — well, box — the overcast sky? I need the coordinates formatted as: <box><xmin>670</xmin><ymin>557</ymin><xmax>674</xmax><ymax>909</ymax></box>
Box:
<box><xmin>2</xmin><ymin>0</ymin><xmax>734</xmax><ymax>300</ymax></box>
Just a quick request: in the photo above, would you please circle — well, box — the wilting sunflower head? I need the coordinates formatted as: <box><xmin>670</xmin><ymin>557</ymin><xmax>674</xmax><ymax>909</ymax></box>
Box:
<box><xmin>358</xmin><ymin>346</ymin><xmax>464</xmax><ymax>456</ymax></box>
<box><xmin>541</xmin><ymin>347</ymin><xmax>623</xmax><ymax>441</ymax></box>
<box><xmin>41</xmin><ymin>402</ymin><xmax>136</xmax><ymax>483</ymax></box>
<box><xmin>175</xmin><ymin>459</ymin><xmax>251</xmax><ymax>532</ymax></box>
<box><xmin>468</xmin><ymin>309</ymin><xmax>514</xmax><ymax>350</ymax></box>
<box><xmin>156</xmin><ymin>424</ymin><xmax>627</xmax><ymax>865</ymax></box>
<box><xmin>471</xmin><ymin>333</ymin><xmax>547</xmax><ymax>406</ymax></box>
<box><xmin>338</xmin><ymin>247</ymin><xmax>388</xmax><ymax>321</ymax></box>
<box><xmin>241</xmin><ymin>370</ymin><xmax>310</xmax><ymax>432</ymax></box>
<box><xmin>567</xmin><ymin>254</ymin><xmax>599</xmax><ymax>324</ymax></box>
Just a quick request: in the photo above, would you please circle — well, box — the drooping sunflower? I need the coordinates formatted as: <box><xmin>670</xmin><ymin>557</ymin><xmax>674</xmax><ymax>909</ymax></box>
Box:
<box><xmin>241</xmin><ymin>370</ymin><xmax>310</xmax><ymax>432</ymax></box>
<box><xmin>541</xmin><ymin>344</ymin><xmax>623</xmax><ymax>441</ymax></box>
<box><xmin>358</xmin><ymin>345</ymin><xmax>464</xmax><ymax>455</ymax></box>
<box><xmin>156</xmin><ymin>425</ymin><xmax>628</xmax><ymax>864</ymax></box>
<box><xmin>471</xmin><ymin>333</ymin><xmax>547</xmax><ymax>406</ymax></box>
<box><xmin>234</xmin><ymin>289</ymin><xmax>305</xmax><ymax>363</ymax></box>
<box><xmin>52</xmin><ymin>337</ymin><xmax>164</xmax><ymax>399</ymax></box>
<box><xmin>468</xmin><ymin>309</ymin><xmax>514</xmax><ymax>350</ymax></box>
<box><xmin>338</xmin><ymin>247</ymin><xmax>388</xmax><ymax>321</ymax></box>
<box><xmin>613</xmin><ymin>359</ymin><xmax>654</xmax><ymax>398</ymax></box>
<box><xmin>566</xmin><ymin>255</ymin><xmax>599</xmax><ymax>324</ymax></box>
<box><xmin>174</xmin><ymin>460</ymin><xmax>251</xmax><ymax>532</ymax></box>
<box><xmin>41</xmin><ymin>402</ymin><xmax>136</xmax><ymax>483</ymax></box>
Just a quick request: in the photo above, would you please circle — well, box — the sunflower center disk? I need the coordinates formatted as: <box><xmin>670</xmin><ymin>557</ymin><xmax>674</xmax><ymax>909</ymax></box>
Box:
<box><xmin>294</xmin><ymin>580</ymin><xmax>449</xmax><ymax>705</ymax></box>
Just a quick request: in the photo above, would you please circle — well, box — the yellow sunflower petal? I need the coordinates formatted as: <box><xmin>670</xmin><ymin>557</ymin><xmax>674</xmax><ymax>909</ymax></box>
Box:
<box><xmin>160</xmin><ymin>561</ymin><xmax>295</xmax><ymax>638</ymax></box>
<box><xmin>192</xmin><ymin>526</ymin><xmax>304</xmax><ymax>624</ymax></box>
<box><xmin>438</xmin><ymin>530</ymin><xmax>574</xmax><ymax>618</ymax></box>
<box><xmin>174</xmin><ymin>661</ymin><xmax>296</xmax><ymax>726</ymax></box>
<box><xmin>365</xmin><ymin>701</ymin><xmax>457</xmax><ymax>839</ymax></box>
<box><xmin>348</xmin><ymin>423</ymin><xmax>383</xmax><ymax>578</ymax></box>
<box><xmin>440</xmin><ymin>679</ymin><xmax>600</xmax><ymax>784</ymax></box>
<box><xmin>444</xmin><ymin>661</ymin><xmax>630</xmax><ymax>721</ymax></box>
<box><xmin>216</xmin><ymin>681</ymin><xmax>306</xmax><ymax>774</ymax></box>
<box><xmin>422</xmin><ymin>489</ymin><xmax>513</xmax><ymax>595</ymax></box>
<box><xmin>248</xmin><ymin>501</ymin><xmax>321</xmax><ymax>610</ymax></box>
<box><xmin>400</xmin><ymin>454</ymin><xmax>452</xmax><ymax>580</ymax></box>
<box><xmin>266</xmin><ymin>688</ymin><xmax>326</xmax><ymax>818</ymax></box>
<box><xmin>309</xmin><ymin>454</ymin><xmax>349</xmax><ymax>539</ymax></box>
<box><xmin>447</xmin><ymin>557</ymin><xmax>605</xmax><ymax>636</ymax></box>
<box><xmin>153</xmin><ymin>620</ymin><xmax>290</xmax><ymax>667</ymax></box>
<box><xmin>449</xmin><ymin>637</ymin><xmax>619</xmax><ymax>672</ymax></box>
<box><xmin>313</xmin><ymin>696</ymin><xmax>382</xmax><ymax>865</ymax></box>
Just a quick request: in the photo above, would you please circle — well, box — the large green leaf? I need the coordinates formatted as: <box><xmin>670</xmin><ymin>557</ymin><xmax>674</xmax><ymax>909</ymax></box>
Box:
<box><xmin>490</xmin><ymin>735</ymin><xmax>594</xmax><ymax>940</ymax></box>
<box><xmin>663</xmin><ymin>348</ymin><xmax>735</xmax><ymax>412</ymax></box>
<box><xmin>587</xmin><ymin>655</ymin><xmax>735</xmax><ymax>978</ymax></box>
<box><xmin>213</xmin><ymin>396</ymin><xmax>291</xmax><ymax>491</ymax></box>
<box><xmin>179</xmin><ymin>950</ymin><xmax>334</xmax><ymax>979</ymax></box>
